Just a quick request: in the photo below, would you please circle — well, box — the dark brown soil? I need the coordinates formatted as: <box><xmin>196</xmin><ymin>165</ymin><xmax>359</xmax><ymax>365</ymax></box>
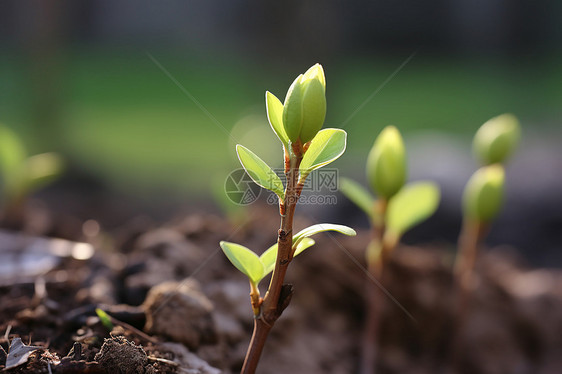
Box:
<box><xmin>1</xmin><ymin>204</ymin><xmax>561</xmax><ymax>373</ymax></box>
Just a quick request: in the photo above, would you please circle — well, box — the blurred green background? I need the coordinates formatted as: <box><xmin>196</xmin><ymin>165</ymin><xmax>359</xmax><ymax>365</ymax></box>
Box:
<box><xmin>1</xmin><ymin>1</ymin><xmax>561</xmax><ymax>202</ymax></box>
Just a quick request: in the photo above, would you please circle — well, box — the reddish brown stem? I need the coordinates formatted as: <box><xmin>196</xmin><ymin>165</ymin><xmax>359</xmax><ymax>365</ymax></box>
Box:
<box><xmin>360</xmin><ymin>199</ymin><xmax>390</xmax><ymax>374</ymax></box>
<box><xmin>241</xmin><ymin>319</ymin><xmax>272</xmax><ymax>374</ymax></box>
<box><xmin>450</xmin><ymin>219</ymin><xmax>487</xmax><ymax>369</ymax></box>
<box><xmin>240</xmin><ymin>151</ymin><xmax>303</xmax><ymax>374</ymax></box>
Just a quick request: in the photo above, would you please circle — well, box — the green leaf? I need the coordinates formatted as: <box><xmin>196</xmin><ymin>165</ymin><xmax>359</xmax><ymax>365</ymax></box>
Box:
<box><xmin>366</xmin><ymin>125</ymin><xmax>407</xmax><ymax>199</ymax></box>
<box><xmin>259</xmin><ymin>238</ymin><xmax>317</xmax><ymax>277</ymax></box>
<box><xmin>294</xmin><ymin>237</ymin><xmax>316</xmax><ymax>257</ymax></box>
<box><xmin>0</xmin><ymin>126</ymin><xmax>26</xmax><ymax>197</ymax></box>
<box><xmin>236</xmin><ymin>145</ymin><xmax>285</xmax><ymax>202</ymax></box>
<box><xmin>259</xmin><ymin>223</ymin><xmax>355</xmax><ymax>278</ymax></box>
<box><xmin>259</xmin><ymin>243</ymin><xmax>278</xmax><ymax>277</ymax></box>
<box><xmin>386</xmin><ymin>181</ymin><xmax>440</xmax><ymax>237</ymax></box>
<box><xmin>299</xmin><ymin>128</ymin><xmax>347</xmax><ymax>182</ymax></box>
<box><xmin>473</xmin><ymin>113</ymin><xmax>520</xmax><ymax>165</ymax></box>
<box><xmin>339</xmin><ymin>177</ymin><xmax>375</xmax><ymax>220</ymax></box>
<box><xmin>95</xmin><ymin>308</ymin><xmax>114</xmax><ymax>331</ymax></box>
<box><xmin>23</xmin><ymin>152</ymin><xmax>64</xmax><ymax>195</ymax></box>
<box><xmin>220</xmin><ymin>241</ymin><xmax>265</xmax><ymax>285</ymax></box>
<box><xmin>282</xmin><ymin>74</ymin><xmax>304</xmax><ymax>143</ymax></box>
<box><xmin>266</xmin><ymin>91</ymin><xmax>289</xmax><ymax>146</ymax></box>
<box><xmin>462</xmin><ymin>165</ymin><xmax>505</xmax><ymax>222</ymax></box>
<box><xmin>293</xmin><ymin>223</ymin><xmax>356</xmax><ymax>246</ymax></box>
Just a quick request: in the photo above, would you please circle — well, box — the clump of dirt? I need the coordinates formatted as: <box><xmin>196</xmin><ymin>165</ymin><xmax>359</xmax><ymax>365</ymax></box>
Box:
<box><xmin>143</xmin><ymin>280</ymin><xmax>216</xmax><ymax>349</ymax></box>
<box><xmin>95</xmin><ymin>336</ymin><xmax>155</xmax><ymax>374</ymax></box>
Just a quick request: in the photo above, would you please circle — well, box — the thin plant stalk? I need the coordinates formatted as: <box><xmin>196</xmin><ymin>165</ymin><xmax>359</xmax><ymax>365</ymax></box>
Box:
<box><xmin>360</xmin><ymin>199</ymin><xmax>391</xmax><ymax>374</ymax></box>
<box><xmin>241</xmin><ymin>147</ymin><xmax>304</xmax><ymax>374</ymax></box>
<box><xmin>450</xmin><ymin>218</ymin><xmax>487</xmax><ymax>367</ymax></box>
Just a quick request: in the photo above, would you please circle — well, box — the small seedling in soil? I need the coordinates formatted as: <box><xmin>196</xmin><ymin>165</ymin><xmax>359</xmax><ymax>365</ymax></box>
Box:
<box><xmin>95</xmin><ymin>308</ymin><xmax>114</xmax><ymax>332</ymax></box>
<box><xmin>219</xmin><ymin>64</ymin><xmax>356</xmax><ymax>374</ymax></box>
<box><xmin>339</xmin><ymin>125</ymin><xmax>440</xmax><ymax>374</ymax></box>
<box><xmin>0</xmin><ymin>125</ymin><xmax>63</xmax><ymax>226</ymax></box>
<box><xmin>452</xmin><ymin>114</ymin><xmax>521</xmax><ymax>361</ymax></box>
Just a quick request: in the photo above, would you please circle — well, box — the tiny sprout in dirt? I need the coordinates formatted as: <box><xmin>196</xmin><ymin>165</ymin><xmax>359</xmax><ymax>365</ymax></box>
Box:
<box><xmin>452</xmin><ymin>113</ymin><xmax>521</xmax><ymax>365</ymax></box>
<box><xmin>220</xmin><ymin>64</ymin><xmax>355</xmax><ymax>374</ymax></box>
<box><xmin>340</xmin><ymin>125</ymin><xmax>440</xmax><ymax>374</ymax></box>
<box><xmin>0</xmin><ymin>125</ymin><xmax>63</xmax><ymax>226</ymax></box>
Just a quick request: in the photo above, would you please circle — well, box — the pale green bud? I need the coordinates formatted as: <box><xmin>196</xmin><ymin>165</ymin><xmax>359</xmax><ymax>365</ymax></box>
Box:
<box><xmin>282</xmin><ymin>64</ymin><xmax>327</xmax><ymax>144</ymax></box>
<box><xmin>462</xmin><ymin>164</ymin><xmax>505</xmax><ymax>222</ymax></box>
<box><xmin>473</xmin><ymin>113</ymin><xmax>521</xmax><ymax>165</ymax></box>
<box><xmin>366</xmin><ymin>126</ymin><xmax>407</xmax><ymax>199</ymax></box>
<box><xmin>282</xmin><ymin>74</ymin><xmax>304</xmax><ymax>143</ymax></box>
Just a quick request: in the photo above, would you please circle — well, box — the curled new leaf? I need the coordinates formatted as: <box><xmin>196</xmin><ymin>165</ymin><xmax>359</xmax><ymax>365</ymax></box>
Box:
<box><xmin>283</xmin><ymin>74</ymin><xmax>304</xmax><ymax>143</ymax></box>
<box><xmin>220</xmin><ymin>241</ymin><xmax>265</xmax><ymax>285</ymax></box>
<box><xmin>473</xmin><ymin>113</ymin><xmax>520</xmax><ymax>165</ymax></box>
<box><xmin>366</xmin><ymin>126</ymin><xmax>407</xmax><ymax>199</ymax></box>
<box><xmin>385</xmin><ymin>181</ymin><xmax>440</xmax><ymax>238</ymax></box>
<box><xmin>462</xmin><ymin>165</ymin><xmax>505</xmax><ymax>222</ymax></box>
<box><xmin>299</xmin><ymin>128</ymin><xmax>347</xmax><ymax>183</ymax></box>
<box><xmin>282</xmin><ymin>64</ymin><xmax>327</xmax><ymax>144</ymax></box>
<box><xmin>339</xmin><ymin>177</ymin><xmax>376</xmax><ymax>220</ymax></box>
<box><xmin>236</xmin><ymin>145</ymin><xmax>285</xmax><ymax>203</ymax></box>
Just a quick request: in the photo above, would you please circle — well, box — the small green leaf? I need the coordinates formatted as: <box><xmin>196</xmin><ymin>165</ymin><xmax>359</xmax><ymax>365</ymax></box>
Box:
<box><xmin>339</xmin><ymin>177</ymin><xmax>375</xmax><ymax>220</ymax></box>
<box><xmin>236</xmin><ymin>145</ymin><xmax>285</xmax><ymax>202</ymax></box>
<box><xmin>259</xmin><ymin>224</ymin><xmax>354</xmax><ymax>278</ymax></box>
<box><xmin>0</xmin><ymin>126</ymin><xmax>26</xmax><ymax>197</ymax></box>
<box><xmin>473</xmin><ymin>113</ymin><xmax>521</xmax><ymax>165</ymax></box>
<box><xmin>266</xmin><ymin>91</ymin><xmax>289</xmax><ymax>146</ymax></box>
<box><xmin>283</xmin><ymin>74</ymin><xmax>304</xmax><ymax>143</ymax></box>
<box><xmin>366</xmin><ymin>126</ymin><xmax>407</xmax><ymax>199</ymax></box>
<box><xmin>95</xmin><ymin>308</ymin><xmax>114</xmax><ymax>331</ymax></box>
<box><xmin>259</xmin><ymin>243</ymin><xmax>278</xmax><ymax>277</ymax></box>
<box><xmin>259</xmin><ymin>238</ymin><xmax>317</xmax><ymax>277</ymax></box>
<box><xmin>299</xmin><ymin>128</ymin><xmax>347</xmax><ymax>182</ymax></box>
<box><xmin>220</xmin><ymin>241</ymin><xmax>265</xmax><ymax>285</ymax></box>
<box><xmin>293</xmin><ymin>223</ymin><xmax>356</xmax><ymax>246</ymax></box>
<box><xmin>294</xmin><ymin>237</ymin><xmax>316</xmax><ymax>257</ymax></box>
<box><xmin>462</xmin><ymin>165</ymin><xmax>505</xmax><ymax>222</ymax></box>
<box><xmin>23</xmin><ymin>152</ymin><xmax>64</xmax><ymax>194</ymax></box>
<box><xmin>386</xmin><ymin>181</ymin><xmax>440</xmax><ymax>237</ymax></box>
<box><xmin>299</xmin><ymin>76</ymin><xmax>327</xmax><ymax>143</ymax></box>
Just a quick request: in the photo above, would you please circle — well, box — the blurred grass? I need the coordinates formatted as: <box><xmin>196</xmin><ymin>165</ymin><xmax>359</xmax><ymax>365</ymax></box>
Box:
<box><xmin>1</xmin><ymin>49</ymin><xmax>560</xmax><ymax>198</ymax></box>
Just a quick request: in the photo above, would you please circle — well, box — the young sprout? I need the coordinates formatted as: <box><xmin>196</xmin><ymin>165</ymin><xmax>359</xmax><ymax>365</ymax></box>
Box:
<box><xmin>472</xmin><ymin>113</ymin><xmax>521</xmax><ymax>165</ymax></box>
<box><xmin>452</xmin><ymin>114</ymin><xmax>520</xmax><ymax>367</ymax></box>
<box><xmin>455</xmin><ymin>114</ymin><xmax>520</xmax><ymax>286</ymax></box>
<box><xmin>95</xmin><ymin>308</ymin><xmax>114</xmax><ymax>332</ymax></box>
<box><xmin>0</xmin><ymin>125</ymin><xmax>63</xmax><ymax>224</ymax></box>
<box><xmin>219</xmin><ymin>64</ymin><xmax>355</xmax><ymax>374</ymax></box>
<box><xmin>340</xmin><ymin>125</ymin><xmax>440</xmax><ymax>374</ymax></box>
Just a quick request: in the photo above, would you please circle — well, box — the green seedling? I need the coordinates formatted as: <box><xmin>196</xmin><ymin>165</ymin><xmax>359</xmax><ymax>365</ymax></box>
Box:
<box><xmin>472</xmin><ymin>113</ymin><xmax>521</xmax><ymax>166</ymax></box>
<box><xmin>455</xmin><ymin>114</ymin><xmax>520</xmax><ymax>287</ymax></box>
<box><xmin>95</xmin><ymin>308</ymin><xmax>114</xmax><ymax>331</ymax></box>
<box><xmin>0</xmin><ymin>125</ymin><xmax>63</xmax><ymax>224</ymax></box>
<box><xmin>219</xmin><ymin>64</ymin><xmax>355</xmax><ymax>374</ymax></box>
<box><xmin>451</xmin><ymin>114</ymin><xmax>520</xmax><ymax>367</ymax></box>
<box><xmin>340</xmin><ymin>125</ymin><xmax>440</xmax><ymax>374</ymax></box>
